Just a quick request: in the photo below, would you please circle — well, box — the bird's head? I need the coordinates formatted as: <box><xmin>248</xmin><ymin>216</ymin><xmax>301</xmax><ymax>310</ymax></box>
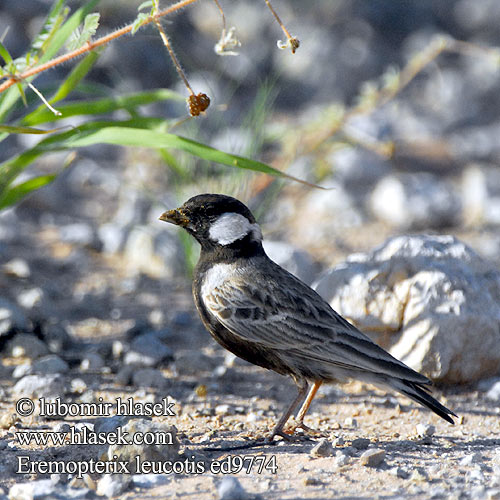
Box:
<box><xmin>159</xmin><ymin>194</ymin><xmax>263</xmax><ymax>252</ymax></box>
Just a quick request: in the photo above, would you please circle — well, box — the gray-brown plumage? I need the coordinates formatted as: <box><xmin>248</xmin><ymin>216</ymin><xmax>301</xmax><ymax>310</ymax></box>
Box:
<box><xmin>160</xmin><ymin>193</ymin><xmax>456</xmax><ymax>440</ymax></box>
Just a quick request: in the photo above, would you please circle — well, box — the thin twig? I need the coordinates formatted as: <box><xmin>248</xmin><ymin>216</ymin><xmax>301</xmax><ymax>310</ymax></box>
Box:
<box><xmin>152</xmin><ymin>2</ymin><xmax>194</xmax><ymax>95</ymax></box>
<box><xmin>0</xmin><ymin>0</ymin><xmax>199</xmax><ymax>94</ymax></box>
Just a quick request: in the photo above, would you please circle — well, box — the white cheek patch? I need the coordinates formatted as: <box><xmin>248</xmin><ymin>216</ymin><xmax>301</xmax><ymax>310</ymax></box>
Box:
<box><xmin>209</xmin><ymin>212</ymin><xmax>262</xmax><ymax>245</ymax></box>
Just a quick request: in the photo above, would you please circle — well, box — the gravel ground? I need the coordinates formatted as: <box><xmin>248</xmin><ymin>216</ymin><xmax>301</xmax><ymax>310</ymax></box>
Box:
<box><xmin>1</xmin><ymin>222</ymin><xmax>500</xmax><ymax>500</ymax></box>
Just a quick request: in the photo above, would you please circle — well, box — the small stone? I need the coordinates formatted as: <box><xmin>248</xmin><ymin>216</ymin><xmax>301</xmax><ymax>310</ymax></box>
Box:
<box><xmin>8</xmin><ymin>479</ymin><xmax>57</xmax><ymax>500</ymax></box>
<box><xmin>70</xmin><ymin>378</ymin><xmax>88</xmax><ymax>394</ymax></box>
<box><xmin>344</xmin><ymin>417</ymin><xmax>357</xmax><ymax>428</ymax></box>
<box><xmin>124</xmin><ymin>333</ymin><xmax>173</xmax><ymax>367</ymax></box>
<box><xmin>13</xmin><ymin>374</ymin><xmax>64</xmax><ymax>399</ymax></box>
<box><xmin>31</xmin><ymin>354</ymin><xmax>69</xmax><ymax>374</ymax></box>
<box><xmin>390</xmin><ymin>466</ymin><xmax>410</xmax><ymax>479</ymax></box>
<box><xmin>17</xmin><ymin>287</ymin><xmax>44</xmax><ymax>309</ymax></box>
<box><xmin>335</xmin><ymin>451</ymin><xmax>350</xmax><ymax>466</ymax></box>
<box><xmin>217</xmin><ymin>476</ymin><xmax>249</xmax><ymax>500</ymax></box>
<box><xmin>132</xmin><ymin>368</ymin><xmax>169</xmax><ymax>389</ymax></box>
<box><xmin>0</xmin><ymin>297</ymin><xmax>28</xmax><ymax>336</ymax></box>
<box><xmin>487</xmin><ymin>381</ymin><xmax>500</xmax><ymax>401</ymax></box>
<box><xmin>416</xmin><ymin>423</ymin><xmax>436</xmax><ymax>437</ymax></box>
<box><xmin>175</xmin><ymin>351</ymin><xmax>217</xmax><ymax>375</ymax></box>
<box><xmin>333</xmin><ymin>435</ymin><xmax>345</xmax><ymax>446</ymax></box>
<box><xmin>107</xmin><ymin>419</ymin><xmax>179</xmax><ymax>473</ymax></box>
<box><xmin>0</xmin><ymin>413</ymin><xmax>18</xmax><ymax>430</ymax></box>
<box><xmin>3</xmin><ymin>258</ymin><xmax>30</xmax><ymax>278</ymax></box>
<box><xmin>352</xmin><ymin>438</ymin><xmax>370</xmax><ymax>450</ymax></box>
<box><xmin>96</xmin><ymin>474</ymin><xmax>131</xmax><ymax>498</ymax></box>
<box><xmin>12</xmin><ymin>362</ymin><xmax>31</xmax><ymax>379</ymax></box>
<box><xmin>215</xmin><ymin>404</ymin><xmax>232</xmax><ymax>416</ymax></box>
<box><xmin>360</xmin><ymin>449</ymin><xmax>385</xmax><ymax>467</ymax></box>
<box><xmin>80</xmin><ymin>352</ymin><xmax>105</xmax><ymax>371</ymax></box>
<box><xmin>460</xmin><ymin>453</ymin><xmax>481</xmax><ymax>466</ymax></box>
<box><xmin>6</xmin><ymin>333</ymin><xmax>49</xmax><ymax>359</ymax></box>
<box><xmin>310</xmin><ymin>438</ymin><xmax>335</xmax><ymax>457</ymax></box>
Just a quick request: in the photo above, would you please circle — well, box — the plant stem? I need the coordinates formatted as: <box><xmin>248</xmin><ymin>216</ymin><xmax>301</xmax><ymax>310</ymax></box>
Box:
<box><xmin>0</xmin><ymin>0</ymin><xmax>199</xmax><ymax>94</ymax></box>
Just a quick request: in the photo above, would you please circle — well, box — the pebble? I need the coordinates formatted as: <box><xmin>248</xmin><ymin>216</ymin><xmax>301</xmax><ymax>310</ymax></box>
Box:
<box><xmin>107</xmin><ymin>419</ymin><xmax>179</xmax><ymax>473</ymax></box>
<box><xmin>0</xmin><ymin>297</ymin><xmax>28</xmax><ymax>335</ymax></box>
<box><xmin>352</xmin><ymin>438</ymin><xmax>370</xmax><ymax>450</ymax></box>
<box><xmin>360</xmin><ymin>449</ymin><xmax>386</xmax><ymax>467</ymax></box>
<box><xmin>390</xmin><ymin>466</ymin><xmax>410</xmax><ymax>479</ymax></box>
<box><xmin>17</xmin><ymin>287</ymin><xmax>44</xmax><ymax>309</ymax></box>
<box><xmin>96</xmin><ymin>474</ymin><xmax>131</xmax><ymax>498</ymax></box>
<box><xmin>344</xmin><ymin>417</ymin><xmax>357</xmax><ymax>428</ymax></box>
<box><xmin>310</xmin><ymin>438</ymin><xmax>335</xmax><ymax>457</ymax></box>
<box><xmin>78</xmin><ymin>352</ymin><xmax>104</xmax><ymax>371</ymax></box>
<box><xmin>3</xmin><ymin>258</ymin><xmax>30</xmax><ymax>278</ymax></box>
<box><xmin>31</xmin><ymin>354</ymin><xmax>69</xmax><ymax>374</ymax></box>
<box><xmin>335</xmin><ymin>450</ymin><xmax>351</xmax><ymax>466</ymax></box>
<box><xmin>12</xmin><ymin>374</ymin><xmax>65</xmax><ymax>399</ymax></box>
<box><xmin>217</xmin><ymin>476</ymin><xmax>249</xmax><ymax>500</ymax></box>
<box><xmin>416</xmin><ymin>423</ymin><xmax>436</xmax><ymax>437</ymax></box>
<box><xmin>6</xmin><ymin>333</ymin><xmax>49</xmax><ymax>359</ymax></box>
<box><xmin>175</xmin><ymin>351</ymin><xmax>218</xmax><ymax>375</ymax></box>
<box><xmin>70</xmin><ymin>378</ymin><xmax>88</xmax><ymax>394</ymax></box>
<box><xmin>0</xmin><ymin>413</ymin><xmax>18</xmax><ymax>430</ymax></box>
<box><xmin>460</xmin><ymin>453</ymin><xmax>482</xmax><ymax>467</ymax></box>
<box><xmin>132</xmin><ymin>368</ymin><xmax>169</xmax><ymax>389</ymax></box>
<box><xmin>486</xmin><ymin>381</ymin><xmax>500</xmax><ymax>401</ymax></box>
<box><xmin>12</xmin><ymin>362</ymin><xmax>32</xmax><ymax>379</ymax></box>
<box><xmin>124</xmin><ymin>332</ymin><xmax>173</xmax><ymax>367</ymax></box>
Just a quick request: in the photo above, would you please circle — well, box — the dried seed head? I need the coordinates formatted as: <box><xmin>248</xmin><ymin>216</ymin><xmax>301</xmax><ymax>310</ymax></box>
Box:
<box><xmin>187</xmin><ymin>93</ymin><xmax>210</xmax><ymax>117</ymax></box>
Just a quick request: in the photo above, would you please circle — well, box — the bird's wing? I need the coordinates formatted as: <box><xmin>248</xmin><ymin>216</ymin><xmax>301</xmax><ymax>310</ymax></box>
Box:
<box><xmin>202</xmin><ymin>260</ymin><xmax>429</xmax><ymax>383</ymax></box>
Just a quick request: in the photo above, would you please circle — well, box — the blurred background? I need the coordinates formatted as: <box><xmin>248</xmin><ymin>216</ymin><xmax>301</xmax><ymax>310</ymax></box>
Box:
<box><xmin>1</xmin><ymin>0</ymin><xmax>500</xmax><ymax>341</ymax></box>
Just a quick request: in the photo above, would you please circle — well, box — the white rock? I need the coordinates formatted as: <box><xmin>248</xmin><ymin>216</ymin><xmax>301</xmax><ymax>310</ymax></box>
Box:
<box><xmin>486</xmin><ymin>381</ymin><xmax>500</xmax><ymax>401</ymax></box>
<box><xmin>314</xmin><ymin>235</ymin><xmax>500</xmax><ymax>383</ymax></box>
<box><xmin>217</xmin><ymin>476</ymin><xmax>249</xmax><ymax>500</ymax></box>
<box><xmin>370</xmin><ymin>173</ymin><xmax>460</xmax><ymax>229</ymax></box>
<box><xmin>416</xmin><ymin>423</ymin><xmax>435</xmax><ymax>437</ymax></box>
<box><xmin>96</xmin><ymin>474</ymin><xmax>131</xmax><ymax>498</ymax></box>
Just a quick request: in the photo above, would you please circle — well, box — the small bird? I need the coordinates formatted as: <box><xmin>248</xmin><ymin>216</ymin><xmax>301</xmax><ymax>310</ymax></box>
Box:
<box><xmin>160</xmin><ymin>194</ymin><xmax>456</xmax><ymax>441</ymax></box>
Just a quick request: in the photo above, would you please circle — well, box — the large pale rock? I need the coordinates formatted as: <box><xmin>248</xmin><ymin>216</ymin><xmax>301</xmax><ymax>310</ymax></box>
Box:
<box><xmin>313</xmin><ymin>235</ymin><xmax>500</xmax><ymax>383</ymax></box>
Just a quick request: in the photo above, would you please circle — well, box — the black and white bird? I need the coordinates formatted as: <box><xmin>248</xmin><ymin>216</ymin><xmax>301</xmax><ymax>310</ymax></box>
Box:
<box><xmin>160</xmin><ymin>193</ymin><xmax>456</xmax><ymax>440</ymax></box>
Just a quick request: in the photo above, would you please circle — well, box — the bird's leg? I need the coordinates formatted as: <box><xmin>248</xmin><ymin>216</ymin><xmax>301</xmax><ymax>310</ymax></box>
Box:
<box><xmin>291</xmin><ymin>380</ymin><xmax>325</xmax><ymax>435</ymax></box>
<box><xmin>267</xmin><ymin>380</ymin><xmax>309</xmax><ymax>442</ymax></box>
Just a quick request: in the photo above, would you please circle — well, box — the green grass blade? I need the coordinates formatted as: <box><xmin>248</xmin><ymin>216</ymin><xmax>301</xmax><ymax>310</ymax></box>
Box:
<box><xmin>0</xmin><ymin>174</ymin><xmax>56</xmax><ymax>210</ymax></box>
<box><xmin>0</xmin><ymin>125</ymin><xmax>62</xmax><ymax>134</ymax></box>
<box><xmin>23</xmin><ymin>89</ymin><xmax>183</xmax><ymax>125</ymax></box>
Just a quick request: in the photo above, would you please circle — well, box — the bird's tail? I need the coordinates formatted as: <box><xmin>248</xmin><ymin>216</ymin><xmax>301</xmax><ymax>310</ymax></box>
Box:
<box><xmin>391</xmin><ymin>379</ymin><xmax>457</xmax><ymax>424</ymax></box>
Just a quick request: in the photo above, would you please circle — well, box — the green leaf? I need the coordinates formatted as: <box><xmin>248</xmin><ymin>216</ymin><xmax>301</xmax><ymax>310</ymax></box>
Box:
<box><xmin>131</xmin><ymin>13</ymin><xmax>150</xmax><ymax>35</ymax></box>
<box><xmin>67</xmin><ymin>13</ymin><xmax>100</xmax><ymax>51</ymax></box>
<box><xmin>138</xmin><ymin>1</ymin><xmax>153</xmax><ymax>11</ymax></box>
<box><xmin>0</xmin><ymin>0</ymin><xmax>102</xmax><ymax>123</ymax></box>
<box><xmin>44</xmin><ymin>1</ymin><xmax>101</xmax><ymax>62</ymax></box>
<box><xmin>0</xmin><ymin>40</ymin><xmax>14</xmax><ymax>66</ymax></box>
<box><xmin>23</xmin><ymin>89</ymin><xmax>184</xmax><ymax>125</ymax></box>
<box><xmin>41</xmin><ymin>124</ymin><xmax>320</xmax><ymax>186</ymax></box>
<box><xmin>0</xmin><ymin>125</ymin><xmax>62</xmax><ymax>134</ymax></box>
<box><xmin>0</xmin><ymin>174</ymin><xmax>57</xmax><ymax>210</ymax></box>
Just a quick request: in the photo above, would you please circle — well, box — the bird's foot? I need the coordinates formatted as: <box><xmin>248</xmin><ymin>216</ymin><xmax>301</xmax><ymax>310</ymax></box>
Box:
<box><xmin>290</xmin><ymin>420</ymin><xmax>328</xmax><ymax>438</ymax></box>
<box><xmin>267</xmin><ymin>425</ymin><xmax>316</xmax><ymax>443</ymax></box>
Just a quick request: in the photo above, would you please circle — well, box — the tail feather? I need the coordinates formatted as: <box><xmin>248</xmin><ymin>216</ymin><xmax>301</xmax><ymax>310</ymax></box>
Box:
<box><xmin>394</xmin><ymin>380</ymin><xmax>457</xmax><ymax>424</ymax></box>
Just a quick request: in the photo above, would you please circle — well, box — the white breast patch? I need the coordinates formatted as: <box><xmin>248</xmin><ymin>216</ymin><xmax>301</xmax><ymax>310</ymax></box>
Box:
<box><xmin>208</xmin><ymin>212</ymin><xmax>262</xmax><ymax>245</ymax></box>
<box><xmin>201</xmin><ymin>262</ymin><xmax>235</xmax><ymax>299</ymax></box>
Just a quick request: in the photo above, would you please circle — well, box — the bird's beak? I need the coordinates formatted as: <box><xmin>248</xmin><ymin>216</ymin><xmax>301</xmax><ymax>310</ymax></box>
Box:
<box><xmin>159</xmin><ymin>208</ymin><xmax>189</xmax><ymax>227</ymax></box>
